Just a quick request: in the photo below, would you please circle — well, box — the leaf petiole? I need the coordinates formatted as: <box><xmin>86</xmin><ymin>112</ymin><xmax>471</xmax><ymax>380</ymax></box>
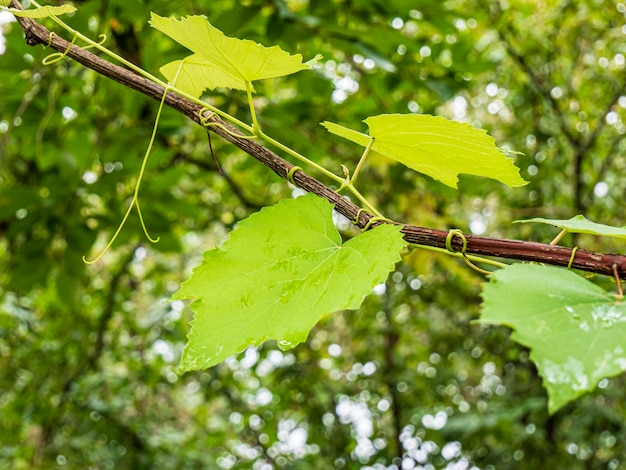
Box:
<box><xmin>550</xmin><ymin>228</ymin><xmax>568</xmax><ymax>245</ymax></box>
<box><xmin>246</xmin><ymin>81</ymin><xmax>261</xmax><ymax>134</ymax></box>
<box><xmin>351</xmin><ymin>137</ymin><xmax>375</xmax><ymax>185</ymax></box>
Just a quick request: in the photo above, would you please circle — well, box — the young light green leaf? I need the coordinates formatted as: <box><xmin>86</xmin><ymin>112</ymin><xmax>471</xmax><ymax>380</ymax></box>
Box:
<box><xmin>321</xmin><ymin>121</ymin><xmax>373</xmax><ymax>148</ymax></box>
<box><xmin>0</xmin><ymin>0</ymin><xmax>11</xmax><ymax>7</ymax></box>
<box><xmin>479</xmin><ymin>263</ymin><xmax>626</xmax><ymax>414</ymax></box>
<box><xmin>172</xmin><ymin>193</ymin><xmax>406</xmax><ymax>371</ymax></box>
<box><xmin>159</xmin><ymin>55</ymin><xmax>249</xmax><ymax>97</ymax></box>
<box><xmin>323</xmin><ymin>114</ymin><xmax>527</xmax><ymax>188</ymax></box>
<box><xmin>515</xmin><ymin>214</ymin><xmax>626</xmax><ymax>239</ymax></box>
<box><xmin>5</xmin><ymin>4</ymin><xmax>76</xmax><ymax>18</ymax></box>
<box><xmin>149</xmin><ymin>13</ymin><xmax>312</xmax><ymax>91</ymax></box>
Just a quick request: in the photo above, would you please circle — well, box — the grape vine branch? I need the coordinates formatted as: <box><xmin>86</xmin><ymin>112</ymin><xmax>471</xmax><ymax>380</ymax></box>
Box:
<box><xmin>10</xmin><ymin>0</ymin><xmax>626</xmax><ymax>279</ymax></box>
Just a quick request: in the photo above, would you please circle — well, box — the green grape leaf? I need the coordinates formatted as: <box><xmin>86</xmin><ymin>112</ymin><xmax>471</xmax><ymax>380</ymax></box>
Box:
<box><xmin>515</xmin><ymin>214</ymin><xmax>626</xmax><ymax>239</ymax></box>
<box><xmin>5</xmin><ymin>4</ymin><xmax>76</xmax><ymax>17</ymax></box>
<box><xmin>479</xmin><ymin>263</ymin><xmax>626</xmax><ymax>414</ymax></box>
<box><xmin>150</xmin><ymin>13</ymin><xmax>312</xmax><ymax>94</ymax></box>
<box><xmin>321</xmin><ymin>121</ymin><xmax>373</xmax><ymax>148</ymax></box>
<box><xmin>172</xmin><ymin>193</ymin><xmax>406</xmax><ymax>371</ymax></box>
<box><xmin>159</xmin><ymin>55</ymin><xmax>249</xmax><ymax>96</ymax></box>
<box><xmin>322</xmin><ymin>114</ymin><xmax>527</xmax><ymax>188</ymax></box>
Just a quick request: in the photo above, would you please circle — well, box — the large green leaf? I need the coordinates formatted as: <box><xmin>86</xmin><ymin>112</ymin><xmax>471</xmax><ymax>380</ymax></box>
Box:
<box><xmin>479</xmin><ymin>263</ymin><xmax>626</xmax><ymax>414</ymax></box>
<box><xmin>150</xmin><ymin>13</ymin><xmax>312</xmax><ymax>95</ymax></box>
<box><xmin>515</xmin><ymin>214</ymin><xmax>626</xmax><ymax>239</ymax></box>
<box><xmin>172</xmin><ymin>193</ymin><xmax>406</xmax><ymax>371</ymax></box>
<box><xmin>322</xmin><ymin>114</ymin><xmax>527</xmax><ymax>188</ymax></box>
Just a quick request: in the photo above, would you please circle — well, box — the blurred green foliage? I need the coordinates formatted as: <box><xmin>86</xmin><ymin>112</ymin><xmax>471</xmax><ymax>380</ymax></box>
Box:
<box><xmin>1</xmin><ymin>0</ymin><xmax>626</xmax><ymax>468</ymax></box>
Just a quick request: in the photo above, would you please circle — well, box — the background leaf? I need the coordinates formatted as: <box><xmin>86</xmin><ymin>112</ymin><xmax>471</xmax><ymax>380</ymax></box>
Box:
<box><xmin>515</xmin><ymin>214</ymin><xmax>626</xmax><ymax>239</ymax></box>
<box><xmin>172</xmin><ymin>193</ymin><xmax>406</xmax><ymax>371</ymax></box>
<box><xmin>479</xmin><ymin>263</ymin><xmax>626</xmax><ymax>414</ymax></box>
<box><xmin>324</xmin><ymin>114</ymin><xmax>527</xmax><ymax>188</ymax></box>
<box><xmin>150</xmin><ymin>13</ymin><xmax>311</xmax><ymax>90</ymax></box>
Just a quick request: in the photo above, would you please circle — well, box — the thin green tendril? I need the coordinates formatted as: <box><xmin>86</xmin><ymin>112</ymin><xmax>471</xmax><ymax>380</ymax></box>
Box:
<box><xmin>43</xmin><ymin>33</ymin><xmax>106</xmax><ymax>65</ymax></box>
<box><xmin>83</xmin><ymin>75</ymin><xmax>181</xmax><ymax>263</ymax></box>
<box><xmin>413</xmin><ymin>243</ymin><xmax>507</xmax><ymax>270</ymax></box>
<box><xmin>82</xmin><ymin>33</ymin><xmax>107</xmax><ymax>51</ymax></box>
<box><xmin>43</xmin><ymin>33</ymin><xmax>76</xmax><ymax>65</ymax></box>
<box><xmin>362</xmin><ymin>216</ymin><xmax>393</xmax><ymax>231</ymax></box>
<box><xmin>286</xmin><ymin>166</ymin><xmax>302</xmax><ymax>186</ymax></box>
<box><xmin>613</xmin><ymin>264</ymin><xmax>624</xmax><ymax>299</ymax></box>
<box><xmin>198</xmin><ymin>108</ymin><xmax>256</xmax><ymax>139</ymax></box>
<box><xmin>352</xmin><ymin>208</ymin><xmax>368</xmax><ymax>225</ymax></box>
<box><xmin>207</xmin><ymin>122</ymin><xmax>257</xmax><ymax>140</ymax></box>
<box><xmin>445</xmin><ymin>229</ymin><xmax>467</xmax><ymax>253</ymax></box>
<box><xmin>567</xmin><ymin>246</ymin><xmax>578</xmax><ymax>269</ymax></box>
<box><xmin>445</xmin><ymin>229</ymin><xmax>492</xmax><ymax>275</ymax></box>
